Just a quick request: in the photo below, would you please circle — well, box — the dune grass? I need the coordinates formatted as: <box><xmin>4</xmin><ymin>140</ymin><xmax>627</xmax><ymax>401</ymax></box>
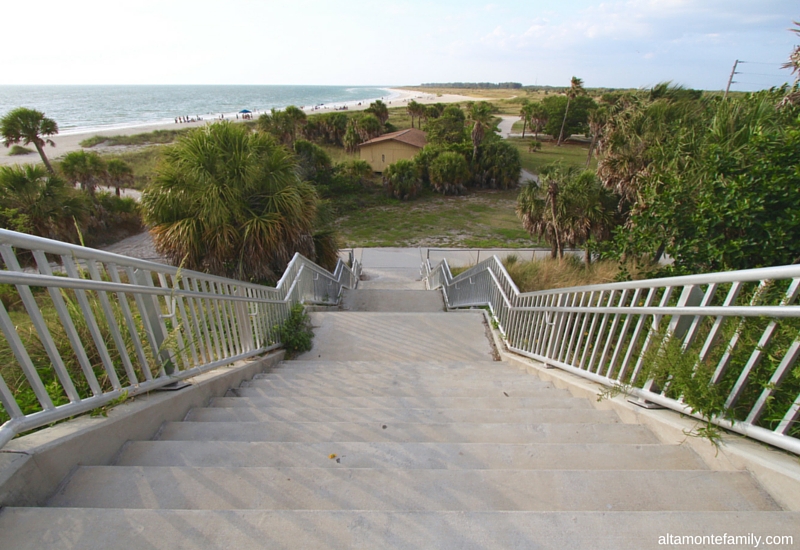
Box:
<box><xmin>94</xmin><ymin>146</ymin><xmax>164</xmax><ymax>189</ymax></box>
<box><xmin>502</xmin><ymin>255</ymin><xmax>621</xmax><ymax>292</ymax></box>
<box><xmin>8</xmin><ymin>145</ymin><xmax>35</xmax><ymax>156</ymax></box>
<box><xmin>80</xmin><ymin>128</ymin><xmax>191</xmax><ymax>148</ymax></box>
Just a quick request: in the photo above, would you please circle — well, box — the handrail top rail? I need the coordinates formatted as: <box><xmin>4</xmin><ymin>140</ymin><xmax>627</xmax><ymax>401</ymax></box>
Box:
<box><xmin>0</xmin><ymin>229</ymin><xmax>345</xmax><ymax>292</ymax></box>
<box><xmin>439</xmin><ymin>254</ymin><xmax>800</xmax><ymax>298</ymax></box>
<box><xmin>0</xmin><ymin>270</ymin><xmax>286</xmax><ymax>304</ymax></box>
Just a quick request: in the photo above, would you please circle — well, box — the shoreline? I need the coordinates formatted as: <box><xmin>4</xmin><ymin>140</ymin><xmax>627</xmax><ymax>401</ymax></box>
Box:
<box><xmin>0</xmin><ymin>87</ymin><xmax>484</xmax><ymax>167</ymax></box>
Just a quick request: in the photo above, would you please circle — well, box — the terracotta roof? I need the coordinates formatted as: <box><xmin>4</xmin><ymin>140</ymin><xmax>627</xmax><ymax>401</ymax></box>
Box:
<box><xmin>358</xmin><ymin>128</ymin><xmax>427</xmax><ymax>149</ymax></box>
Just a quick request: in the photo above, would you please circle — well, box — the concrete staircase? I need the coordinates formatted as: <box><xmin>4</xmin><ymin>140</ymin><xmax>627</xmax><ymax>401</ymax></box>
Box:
<box><xmin>1</xmin><ymin>286</ymin><xmax>798</xmax><ymax>548</ymax></box>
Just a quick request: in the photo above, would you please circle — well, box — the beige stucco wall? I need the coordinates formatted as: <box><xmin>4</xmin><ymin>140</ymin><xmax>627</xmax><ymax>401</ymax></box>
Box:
<box><xmin>359</xmin><ymin>141</ymin><xmax>421</xmax><ymax>172</ymax></box>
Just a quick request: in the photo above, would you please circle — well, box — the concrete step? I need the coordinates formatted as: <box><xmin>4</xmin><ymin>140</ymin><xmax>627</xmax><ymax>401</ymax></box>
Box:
<box><xmin>49</xmin><ymin>467</ymin><xmax>778</xmax><ymax>511</ymax></box>
<box><xmin>245</xmin><ymin>374</ymin><xmax>556</xmax><ymax>390</ymax></box>
<box><xmin>341</xmin><ymin>289</ymin><xmax>445</xmax><ymax>312</ymax></box>
<box><xmin>184</xmin><ymin>406</ymin><xmax>621</xmax><ymax>425</ymax></box>
<box><xmin>115</xmin><ymin>441</ymin><xmax>707</xmax><ymax>470</ymax></box>
<box><xmin>156</xmin><ymin>421</ymin><xmax>659</xmax><ymax>444</ymax></box>
<box><xmin>232</xmin><ymin>384</ymin><xmax>568</xmax><ymax>399</ymax></box>
<box><xmin>4</xmin><ymin>509</ymin><xmax>797</xmax><ymax>550</ymax></box>
<box><xmin>253</xmin><ymin>368</ymin><xmax>552</xmax><ymax>386</ymax></box>
<box><xmin>297</xmin><ymin>312</ymin><xmax>496</xmax><ymax>362</ymax></box>
<box><xmin>267</xmin><ymin>360</ymin><xmax>509</xmax><ymax>373</ymax></box>
<box><xmin>209</xmin><ymin>395</ymin><xmax>595</xmax><ymax>410</ymax></box>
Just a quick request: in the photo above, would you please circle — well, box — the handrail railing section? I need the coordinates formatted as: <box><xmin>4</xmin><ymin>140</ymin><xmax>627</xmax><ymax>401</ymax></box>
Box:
<box><xmin>0</xmin><ymin>229</ymin><xmax>360</xmax><ymax>448</ymax></box>
<box><xmin>424</xmin><ymin>256</ymin><xmax>800</xmax><ymax>455</ymax></box>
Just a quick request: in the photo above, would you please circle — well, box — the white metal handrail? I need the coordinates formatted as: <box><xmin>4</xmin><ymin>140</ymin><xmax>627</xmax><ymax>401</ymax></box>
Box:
<box><xmin>0</xmin><ymin>229</ymin><xmax>360</xmax><ymax>448</ymax></box>
<box><xmin>424</xmin><ymin>256</ymin><xmax>800</xmax><ymax>455</ymax></box>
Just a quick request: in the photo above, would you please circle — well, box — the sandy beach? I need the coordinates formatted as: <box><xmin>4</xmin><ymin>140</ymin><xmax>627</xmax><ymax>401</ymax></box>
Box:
<box><xmin>0</xmin><ymin>88</ymin><xmax>484</xmax><ymax>168</ymax></box>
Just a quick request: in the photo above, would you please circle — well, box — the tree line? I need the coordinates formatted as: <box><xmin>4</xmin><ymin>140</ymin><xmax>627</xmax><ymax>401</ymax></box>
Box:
<box><xmin>420</xmin><ymin>82</ymin><xmax>523</xmax><ymax>89</ymax></box>
<box><xmin>515</xmin><ymin>75</ymin><xmax>800</xmax><ymax>275</ymax></box>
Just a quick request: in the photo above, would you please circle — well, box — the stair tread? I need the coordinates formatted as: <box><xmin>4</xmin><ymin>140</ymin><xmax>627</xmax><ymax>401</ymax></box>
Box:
<box><xmin>115</xmin><ymin>441</ymin><xmax>707</xmax><ymax>470</ymax></box>
<box><xmin>4</xmin><ymin>509</ymin><xmax>798</xmax><ymax>550</ymax></box>
<box><xmin>210</xmin><ymin>395</ymin><xmax>595</xmax><ymax>409</ymax></box>
<box><xmin>251</xmin><ymin>373</ymin><xmax>556</xmax><ymax>386</ymax></box>
<box><xmin>184</xmin><ymin>406</ymin><xmax>621</xmax><ymax>424</ymax></box>
<box><xmin>233</xmin><ymin>385</ymin><xmax>568</xmax><ymax>398</ymax></box>
<box><xmin>297</xmin><ymin>311</ymin><xmax>496</xmax><ymax>362</ymax></box>
<box><xmin>50</xmin><ymin>467</ymin><xmax>779</xmax><ymax>512</ymax></box>
<box><xmin>156</xmin><ymin>421</ymin><xmax>660</xmax><ymax>444</ymax></box>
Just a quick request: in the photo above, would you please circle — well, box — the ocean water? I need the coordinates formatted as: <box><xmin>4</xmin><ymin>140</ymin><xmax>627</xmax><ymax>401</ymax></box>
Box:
<box><xmin>0</xmin><ymin>85</ymin><xmax>394</xmax><ymax>136</ymax></box>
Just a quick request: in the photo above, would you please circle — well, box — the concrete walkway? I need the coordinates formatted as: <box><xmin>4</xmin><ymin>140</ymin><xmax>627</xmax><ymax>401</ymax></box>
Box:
<box><xmin>354</xmin><ymin>247</ymin><xmax>425</xmax><ymax>290</ymax></box>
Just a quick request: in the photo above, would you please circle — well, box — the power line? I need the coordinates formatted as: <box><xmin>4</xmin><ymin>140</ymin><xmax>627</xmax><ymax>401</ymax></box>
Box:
<box><xmin>738</xmin><ymin>61</ymin><xmax>783</xmax><ymax>66</ymax></box>
<box><xmin>737</xmin><ymin>72</ymin><xmax>790</xmax><ymax>77</ymax></box>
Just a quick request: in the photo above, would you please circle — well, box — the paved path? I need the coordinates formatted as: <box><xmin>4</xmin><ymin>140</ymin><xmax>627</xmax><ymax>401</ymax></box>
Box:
<box><xmin>497</xmin><ymin>116</ymin><xmax>520</xmax><ymax>139</ymax></box>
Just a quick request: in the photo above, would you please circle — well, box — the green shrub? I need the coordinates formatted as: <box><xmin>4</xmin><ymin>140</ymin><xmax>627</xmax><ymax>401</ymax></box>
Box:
<box><xmin>429</xmin><ymin>151</ymin><xmax>470</xmax><ymax>195</ymax></box>
<box><xmin>277</xmin><ymin>304</ymin><xmax>314</xmax><ymax>356</ymax></box>
<box><xmin>383</xmin><ymin>159</ymin><xmax>421</xmax><ymax>200</ymax></box>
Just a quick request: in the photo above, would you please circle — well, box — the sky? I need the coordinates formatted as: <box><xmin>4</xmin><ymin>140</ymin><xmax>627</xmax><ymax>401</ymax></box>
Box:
<box><xmin>3</xmin><ymin>0</ymin><xmax>798</xmax><ymax>91</ymax></box>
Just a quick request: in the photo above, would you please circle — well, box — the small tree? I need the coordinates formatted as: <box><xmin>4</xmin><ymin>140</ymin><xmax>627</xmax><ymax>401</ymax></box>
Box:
<box><xmin>0</xmin><ymin>108</ymin><xmax>59</xmax><ymax>173</ymax></box>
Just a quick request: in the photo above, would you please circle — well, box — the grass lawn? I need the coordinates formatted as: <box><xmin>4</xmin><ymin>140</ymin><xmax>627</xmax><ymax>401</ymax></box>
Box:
<box><xmin>507</xmin><ymin>137</ymin><xmax>596</xmax><ymax>174</ymax></box>
<box><xmin>332</xmin><ymin>186</ymin><xmax>540</xmax><ymax>249</ymax></box>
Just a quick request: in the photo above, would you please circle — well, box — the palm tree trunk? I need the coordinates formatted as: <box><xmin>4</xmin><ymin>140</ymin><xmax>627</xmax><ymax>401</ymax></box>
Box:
<box><xmin>549</xmin><ymin>183</ymin><xmax>562</xmax><ymax>261</ymax></box>
<box><xmin>521</xmin><ymin>118</ymin><xmax>527</xmax><ymax>138</ymax></box>
<box><xmin>585</xmin><ymin>134</ymin><xmax>596</xmax><ymax>168</ymax></box>
<box><xmin>34</xmin><ymin>140</ymin><xmax>55</xmax><ymax>174</ymax></box>
<box><xmin>584</xmin><ymin>243</ymin><xmax>592</xmax><ymax>267</ymax></box>
<box><xmin>557</xmin><ymin>98</ymin><xmax>571</xmax><ymax>147</ymax></box>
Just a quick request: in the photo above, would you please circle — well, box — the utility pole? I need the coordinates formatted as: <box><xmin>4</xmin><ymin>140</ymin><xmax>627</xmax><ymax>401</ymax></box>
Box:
<box><xmin>723</xmin><ymin>59</ymin><xmax>739</xmax><ymax>99</ymax></box>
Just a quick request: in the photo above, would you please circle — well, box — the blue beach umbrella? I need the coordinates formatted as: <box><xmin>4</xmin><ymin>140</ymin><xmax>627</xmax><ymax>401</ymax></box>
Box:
<box><xmin>239</xmin><ymin>109</ymin><xmax>252</xmax><ymax>113</ymax></box>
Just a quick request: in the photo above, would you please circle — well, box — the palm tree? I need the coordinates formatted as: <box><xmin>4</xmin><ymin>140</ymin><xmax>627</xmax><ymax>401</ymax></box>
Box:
<box><xmin>142</xmin><ymin>122</ymin><xmax>325</xmax><ymax>282</ymax></box>
<box><xmin>467</xmin><ymin>102</ymin><xmax>496</xmax><ymax>163</ymax></box>
<box><xmin>0</xmin><ymin>108</ymin><xmax>59</xmax><ymax>173</ymax></box>
<box><xmin>781</xmin><ymin>22</ymin><xmax>800</xmax><ymax>82</ymax></box>
<box><xmin>60</xmin><ymin>150</ymin><xmax>107</xmax><ymax>195</ymax></box>
<box><xmin>557</xmin><ymin>77</ymin><xmax>585</xmax><ymax>146</ymax></box>
<box><xmin>343</xmin><ymin>119</ymin><xmax>363</xmax><ymax>153</ymax></box>
<box><xmin>519</xmin><ymin>101</ymin><xmax>530</xmax><ymax>137</ymax></box>
<box><xmin>597</xmin><ymin>84</ymin><xmax>705</xmax><ymax>205</ymax></box>
<box><xmin>0</xmin><ymin>164</ymin><xmax>86</xmax><ymax>240</ymax></box>
<box><xmin>366</xmin><ymin>100</ymin><xmax>389</xmax><ymax>125</ymax></box>
<box><xmin>258</xmin><ymin>106</ymin><xmax>307</xmax><ymax>148</ymax></box>
<box><xmin>517</xmin><ymin>177</ymin><xmax>561</xmax><ymax>258</ymax></box>
<box><xmin>355</xmin><ymin>114</ymin><xmax>383</xmax><ymax>141</ymax></box>
<box><xmin>105</xmin><ymin>159</ymin><xmax>134</xmax><ymax>196</ymax></box>
<box><xmin>407</xmin><ymin>100</ymin><xmax>423</xmax><ymax>128</ymax></box>
<box><xmin>779</xmin><ymin>22</ymin><xmax>800</xmax><ymax>107</ymax></box>
<box><xmin>528</xmin><ymin>102</ymin><xmax>548</xmax><ymax>138</ymax></box>
<box><xmin>517</xmin><ymin>165</ymin><xmax>616</xmax><ymax>261</ymax></box>
<box><xmin>585</xmin><ymin>106</ymin><xmax>608</xmax><ymax>167</ymax></box>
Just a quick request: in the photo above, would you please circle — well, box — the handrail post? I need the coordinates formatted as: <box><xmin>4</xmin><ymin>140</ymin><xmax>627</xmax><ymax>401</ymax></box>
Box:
<box><xmin>134</xmin><ymin>269</ymin><xmax>174</xmax><ymax>375</ymax></box>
